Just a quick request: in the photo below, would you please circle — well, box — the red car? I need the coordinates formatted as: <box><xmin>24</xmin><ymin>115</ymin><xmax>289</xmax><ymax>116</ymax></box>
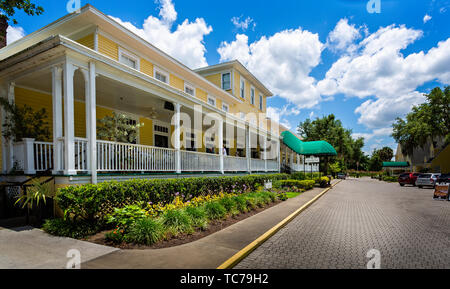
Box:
<box><xmin>398</xmin><ymin>172</ymin><xmax>421</xmax><ymax>186</ymax></box>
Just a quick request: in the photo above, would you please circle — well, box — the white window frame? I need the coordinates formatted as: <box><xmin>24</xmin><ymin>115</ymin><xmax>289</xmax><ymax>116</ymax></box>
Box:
<box><xmin>221</xmin><ymin>72</ymin><xmax>232</xmax><ymax>91</ymax></box>
<box><xmin>184</xmin><ymin>82</ymin><xmax>196</xmax><ymax>96</ymax></box>
<box><xmin>207</xmin><ymin>95</ymin><xmax>216</xmax><ymax>107</ymax></box>
<box><xmin>259</xmin><ymin>94</ymin><xmax>263</xmax><ymax>110</ymax></box>
<box><xmin>154</xmin><ymin>67</ymin><xmax>170</xmax><ymax>84</ymax></box>
<box><xmin>240</xmin><ymin>77</ymin><xmax>245</xmax><ymax>99</ymax></box>
<box><xmin>250</xmin><ymin>87</ymin><xmax>255</xmax><ymax>105</ymax></box>
<box><xmin>222</xmin><ymin>102</ymin><xmax>229</xmax><ymax>113</ymax></box>
<box><xmin>118</xmin><ymin>47</ymin><xmax>140</xmax><ymax>70</ymax></box>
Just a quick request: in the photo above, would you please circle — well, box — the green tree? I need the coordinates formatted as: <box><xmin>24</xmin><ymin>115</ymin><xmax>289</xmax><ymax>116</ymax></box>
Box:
<box><xmin>0</xmin><ymin>0</ymin><xmax>44</xmax><ymax>46</ymax></box>
<box><xmin>392</xmin><ymin>86</ymin><xmax>449</xmax><ymax>156</ymax></box>
<box><xmin>368</xmin><ymin>153</ymin><xmax>382</xmax><ymax>172</ymax></box>
<box><xmin>373</xmin><ymin>147</ymin><xmax>394</xmax><ymax>162</ymax></box>
<box><xmin>97</xmin><ymin>112</ymin><xmax>143</xmax><ymax>143</ymax></box>
<box><xmin>0</xmin><ymin>98</ymin><xmax>50</xmax><ymax>142</ymax></box>
<box><xmin>297</xmin><ymin>114</ymin><xmax>365</xmax><ymax>171</ymax></box>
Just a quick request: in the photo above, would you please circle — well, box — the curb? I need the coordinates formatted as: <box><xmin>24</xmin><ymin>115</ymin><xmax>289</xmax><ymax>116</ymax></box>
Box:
<box><xmin>217</xmin><ymin>179</ymin><xmax>342</xmax><ymax>269</ymax></box>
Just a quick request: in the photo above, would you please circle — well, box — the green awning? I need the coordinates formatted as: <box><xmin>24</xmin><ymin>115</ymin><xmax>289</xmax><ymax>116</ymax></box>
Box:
<box><xmin>382</xmin><ymin>162</ymin><xmax>409</xmax><ymax>168</ymax></box>
<box><xmin>281</xmin><ymin>131</ymin><xmax>337</xmax><ymax>156</ymax></box>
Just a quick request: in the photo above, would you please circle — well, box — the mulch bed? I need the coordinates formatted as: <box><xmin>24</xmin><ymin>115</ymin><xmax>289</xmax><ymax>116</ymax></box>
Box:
<box><xmin>85</xmin><ymin>200</ymin><xmax>282</xmax><ymax>250</ymax></box>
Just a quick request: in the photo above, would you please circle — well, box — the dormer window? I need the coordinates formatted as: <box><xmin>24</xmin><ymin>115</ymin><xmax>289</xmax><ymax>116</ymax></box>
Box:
<box><xmin>119</xmin><ymin>48</ymin><xmax>140</xmax><ymax>70</ymax></box>
<box><xmin>222</xmin><ymin>72</ymin><xmax>231</xmax><ymax>90</ymax></box>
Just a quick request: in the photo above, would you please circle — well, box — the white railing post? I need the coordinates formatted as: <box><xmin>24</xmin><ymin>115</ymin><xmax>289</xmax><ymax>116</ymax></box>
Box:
<box><xmin>63</xmin><ymin>60</ymin><xmax>76</xmax><ymax>175</ymax></box>
<box><xmin>88</xmin><ymin>62</ymin><xmax>97</xmax><ymax>184</ymax></box>
<box><xmin>22</xmin><ymin>138</ymin><xmax>36</xmax><ymax>174</ymax></box>
<box><xmin>218</xmin><ymin>118</ymin><xmax>224</xmax><ymax>174</ymax></box>
<box><xmin>52</xmin><ymin>66</ymin><xmax>63</xmax><ymax>174</ymax></box>
<box><xmin>174</xmin><ymin>103</ymin><xmax>182</xmax><ymax>174</ymax></box>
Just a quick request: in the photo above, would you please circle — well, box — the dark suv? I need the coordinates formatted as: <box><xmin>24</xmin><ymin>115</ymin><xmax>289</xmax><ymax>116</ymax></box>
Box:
<box><xmin>437</xmin><ymin>173</ymin><xmax>450</xmax><ymax>184</ymax></box>
<box><xmin>398</xmin><ymin>172</ymin><xmax>421</xmax><ymax>186</ymax></box>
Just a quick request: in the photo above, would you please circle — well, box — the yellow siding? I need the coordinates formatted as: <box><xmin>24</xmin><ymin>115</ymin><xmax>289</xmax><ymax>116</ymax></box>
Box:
<box><xmin>234</xmin><ymin>72</ymin><xmax>241</xmax><ymax>99</ymax></box>
<box><xmin>205</xmin><ymin>74</ymin><xmax>221</xmax><ymax>89</ymax></box>
<box><xmin>76</xmin><ymin>34</ymin><xmax>95</xmax><ymax>50</ymax></box>
<box><xmin>140</xmin><ymin>58</ymin><xmax>154</xmax><ymax>77</ymax></box>
<box><xmin>216</xmin><ymin>98</ymin><xmax>222</xmax><ymax>110</ymax></box>
<box><xmin>432</xmin><ymin>145</ymin><xmax>450</xmax><ymax>173</ymax></box>
<box><xmin>98</xmin><ymin>34</ymin><xmax>118</xmax><ymax>61</ymax></box>
<box><xmin>74</xmin><ymin>101</ymin><xmax>86</xmax><ymax>138</ymax></box>
<box><xmin>196</xmin><ymin>88</ymin><xmax>208</xmax><ymax>102</ymax></box>
<box><xmin>14</xmin><ymin>87</ymin><xmax>53</xmax><ymax>142</ymax></box>
<box><xmin>169</xmin><ymin>74</ymin><xmax>184</xmax><ymax>91</ymax></box>
<box><xmin>139</xmin><ymin>117</ymin><xmax>153</xmax><ymax>146</ymax></box>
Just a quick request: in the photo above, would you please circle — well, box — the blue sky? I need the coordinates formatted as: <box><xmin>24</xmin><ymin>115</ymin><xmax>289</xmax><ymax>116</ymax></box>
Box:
<box><xmin>6</xmin><ymin>0</ymin><xmax>450</xmax><ymax>155</ymax></box>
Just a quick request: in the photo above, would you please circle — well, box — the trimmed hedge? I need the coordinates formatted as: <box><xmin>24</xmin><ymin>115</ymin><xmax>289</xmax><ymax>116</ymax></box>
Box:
<box><xmin>56</xmin><ymin>173</ymin><xmax>288</xmax><ymax>222</ymax></box>
<box><xmin>278</xmin><ymin>180</ymin><xmax>315</xmax><ymax>190</ymax></box>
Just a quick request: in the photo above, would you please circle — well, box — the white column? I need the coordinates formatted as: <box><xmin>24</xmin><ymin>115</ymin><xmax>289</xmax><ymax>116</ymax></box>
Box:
<box><xmin>290</xmin><ymin>150</ymin><xmax>294</xmax><ymax>168</ymax></box>
<box><xmin>277</xmin><ymin>138</ymin><xmax>281</xmax><ymax>173</ymax></box>
<box><xmin>88</xmin><ymin>62</ymin><xmax>97</xmax><ymax>184</ymax></box>
<box><xmin>218</xmin><ymin>118</ymin><xmax>224</xmax><ymax>174</ymax></box>
<box><xmin>63</xmin><ymin>61</ymin><xmax>76</xmax><ymax>175</ymax></box>
<box><xmin>262</xmin><ymin>134</ymin><xmax>267</xmax><ymax>172</ymax></box>
<box><xmin>22</xmin><ymin>138</ymin><xmax>36</xmax><ymax>175</ymax></box>
<box><xmin>81</xmin><ymin>69</ymin><xmax>90</xmax><ymax>172</ymax></box>
<box><xmin>246</xmin><ymin>125</ymin><xmax>251</xmax><ymax>173</ymax></box>
<box><xmin>174</xmin><ymin>103</ymin><xmax>181</xmax><ymax>173</ymax></box>
<box><xmin>52</xmin><ymin>66</ymin><xmax>63</xmax><ymax>174</ymax></box>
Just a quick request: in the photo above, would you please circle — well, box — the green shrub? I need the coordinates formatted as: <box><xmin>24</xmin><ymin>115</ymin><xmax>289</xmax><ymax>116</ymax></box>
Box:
<box><xmin>382</xmin><ymin>176</ymin><xmax>397</xmax><ymax>182</ymax></box>
<box><xmin>204</xmin><ymin>201</ymin><xmax>227</xmax><ymax>220</ymax></box>
<box><xmin>105</xmin><ymin>229</ymin><xmax>125</xmax><ymax>244</ymax></box>
<box><xmin>232</xmin><ymin>195</ymin><xmax>248</xmax><ymax>213</ymax></box>
<box><xmin>42</xmin><ymin>218</ymin><xmax>101</xmax><ymax>239</ymax></box>
<box><xmin>219</xmin><ymin>196</ymin><xmax>237</xmax><ymax>213</ymax></box>
<box><xmin>106</xmin><ymin>204</ymin><xmax>147</xmax><ymax>232</ymax></box>
<box><xmin>126</xmin><ymin>218</ymin><xmax>165</xmax><ymax>245</ymax></box>
<box><xmin>314</xmin><ymin>176</ymin><xmax>330</xmax><ymax>188</ymax></box>
<box><xmin>56</xmin><ymin>173</ymin><xmax>289</xmax><ymax>222</ymax></box>
<box><xmin>162</xmin><ymin>209</ymin><xmax>193</xmax><ymax>235</ymax></box>
<box><xmin>277</xmin><ymin>192</ymin><xmax>288</xmax><ymax>201</ymax></box>
<box><xmin>185</xmin><ymin>206</ymin><xmax>208</xmax><ymax>230</ymax></box>
<box><xmin>278</xmin><ymin>180</ymin><xmax>315</xmax><ymax>190</ymax></box>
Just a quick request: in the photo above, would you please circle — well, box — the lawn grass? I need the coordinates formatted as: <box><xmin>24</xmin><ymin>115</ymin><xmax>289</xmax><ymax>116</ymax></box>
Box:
<box><xmin>285</xmin><ymin>192</ymin><xmax>302</xmax><ymax>199</ymax></box>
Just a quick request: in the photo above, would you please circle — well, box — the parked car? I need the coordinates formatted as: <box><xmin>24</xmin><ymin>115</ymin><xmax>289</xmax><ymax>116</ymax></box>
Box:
<box><xmin>415</xmin><ymin>173</ymin><xmax>441</xmax><ymax>188</ymax></box>
<box><xmin>337</xmin><ymin>173</ymin><xmax>346</xmax><ymax>180</ymax></box>
<box><xmin>436</xmin><ymin>173</ymin><xmax>450</xmax><ymax>184</ymax></box>
<box><xmin>398</xmin><ymin>172</ymin><xmax>421</xmax><ymax>186</ymax></box>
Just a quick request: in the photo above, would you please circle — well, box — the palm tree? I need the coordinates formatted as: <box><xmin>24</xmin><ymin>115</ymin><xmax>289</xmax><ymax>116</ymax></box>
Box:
<box><xmin>0</xmin><ymin>0</ymin><xmax>43</xmax><ymax>47</ymax></box>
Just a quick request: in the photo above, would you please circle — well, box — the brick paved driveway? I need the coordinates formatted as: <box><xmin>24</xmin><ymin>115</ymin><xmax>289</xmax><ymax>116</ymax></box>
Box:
<box><xmin>236</xmin><ymin>178</ymin><xmax>450</xmax><ymax>269</ymax></box>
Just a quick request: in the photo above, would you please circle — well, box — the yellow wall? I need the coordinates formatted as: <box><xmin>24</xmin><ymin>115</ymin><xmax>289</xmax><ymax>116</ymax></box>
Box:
<box><xmin>205</xmin><ymin>74</ymin><xmax>221</xmax><ymax>89</ymax></box>
<box><xmin>432</xmin><ymin>145</ymin><xmax>450</xmax><ymax>173</ymax></box>
<box><xmin>140</xmin><ymin>58</ymin><xmax>154</xmax><ymax>77</ymax></box>
<box><xmin>196</xmin><ymin>88</ymin><xmax>208</xmax><ymax>102</ymax></box>
<box><xmin>76</xmin><ymin>34</ymin><xmax>95</xmax><ymax>50</ymax></box>
<box><xmin>98</xmin><ymin>34</ymin><xmax>119</xmax><ymax>61</ymax></box>
<box><xmin>139</xmin><ymin>117</ymin><xmax>153</xmax><ymax>146</ymax></box>
<box><xmin>169</xmin><ymin>74</ymin><xmax>184</xmax><ymax>91</ymax></box>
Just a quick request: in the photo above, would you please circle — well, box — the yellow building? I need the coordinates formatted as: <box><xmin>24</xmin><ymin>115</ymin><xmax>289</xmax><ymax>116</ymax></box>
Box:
<box><xmin>0</xmin><ymin>5</ymin><xmax>298</xmax><ymax>185</ymax></box>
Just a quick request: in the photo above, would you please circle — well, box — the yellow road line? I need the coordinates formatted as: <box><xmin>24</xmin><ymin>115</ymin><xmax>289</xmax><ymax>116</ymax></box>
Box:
<box><xmin>217</xmin><ymin>179</ymin><xmax>342</xmax><ymax>269</ymax></box>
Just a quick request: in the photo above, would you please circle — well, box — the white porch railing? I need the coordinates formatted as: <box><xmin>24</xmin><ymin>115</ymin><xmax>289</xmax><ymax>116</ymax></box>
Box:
<box><xmin>181</xmin><ymin>150</ymin><xmax>220</xmax><ymax>172</ymax></box>
<box><xmin>224</xmin><ymin>156</ymin><xmax>247</xmax><ymax>171</ymax></box>
<box><xmin>34</xmin><ymin>141</ymin><xmax>54</xmax><ymax>171</ymax></box>
<box><xmin>251</xmin><ymin>159</ymin><xmax>266</xmax><ymax>171</ymax></box>
<box><xmin>267</xmin><ymin>160</ymin><xmax>279</xmax><ymax>171</ymax></box>
<box><xmin>10</xmin><ymin>139</ymin><xmax>281</xmax><ymax>174</ymax></box>
<box><xmin>97</xmin><ymin>140</ymin><xmax>176</xmax><ymax>172</ymax></box>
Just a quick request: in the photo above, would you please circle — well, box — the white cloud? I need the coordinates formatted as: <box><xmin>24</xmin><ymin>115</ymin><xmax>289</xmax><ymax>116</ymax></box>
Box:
<box><xmin>231</xmin><ymin>16</ymin><xmax>255</xmax><ymax>31</ymax></box>
<box><xmin>423</xmin><ymin>14</ymin><xmax>432</xmax><ymax>23</ymax></box>
<box><xmin>6</xmin><ymin>26</ymin><xmax>25</xmax><ymax>45</ymax></box>
<box><xmin>218</xmin><ymin>28</ymin><xmax>324</xmax><ymax>108</ymax></box>
<box><xmin>352</xmin><ymin>127</ymin><xmax>393</xmax><ymax>141</ymax></box>
<box><xmin>326</xmin><ymin>18</ymin><xmax>361</xmax><ymax>54</ymax></box>
<box><xmin>109</xmin><ymin>0</ymin><xmax>212</xmax><ymax>69</ymax></box>
<box><xmin>317</xmin><ymin>22</ymin><xmax>450</xmax><ymax>129</ymax></box>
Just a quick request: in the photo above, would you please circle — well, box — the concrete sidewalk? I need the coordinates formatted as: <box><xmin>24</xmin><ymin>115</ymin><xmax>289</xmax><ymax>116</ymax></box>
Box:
<box><xmin>83</xmin><ymin>183</ymin><xmax>337</xmax><ymax>269</ymax></box>
<box><xmin>0</xmin><ymin>227</ymin><xmax>118</xmax><ymax>269</ymax></box>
